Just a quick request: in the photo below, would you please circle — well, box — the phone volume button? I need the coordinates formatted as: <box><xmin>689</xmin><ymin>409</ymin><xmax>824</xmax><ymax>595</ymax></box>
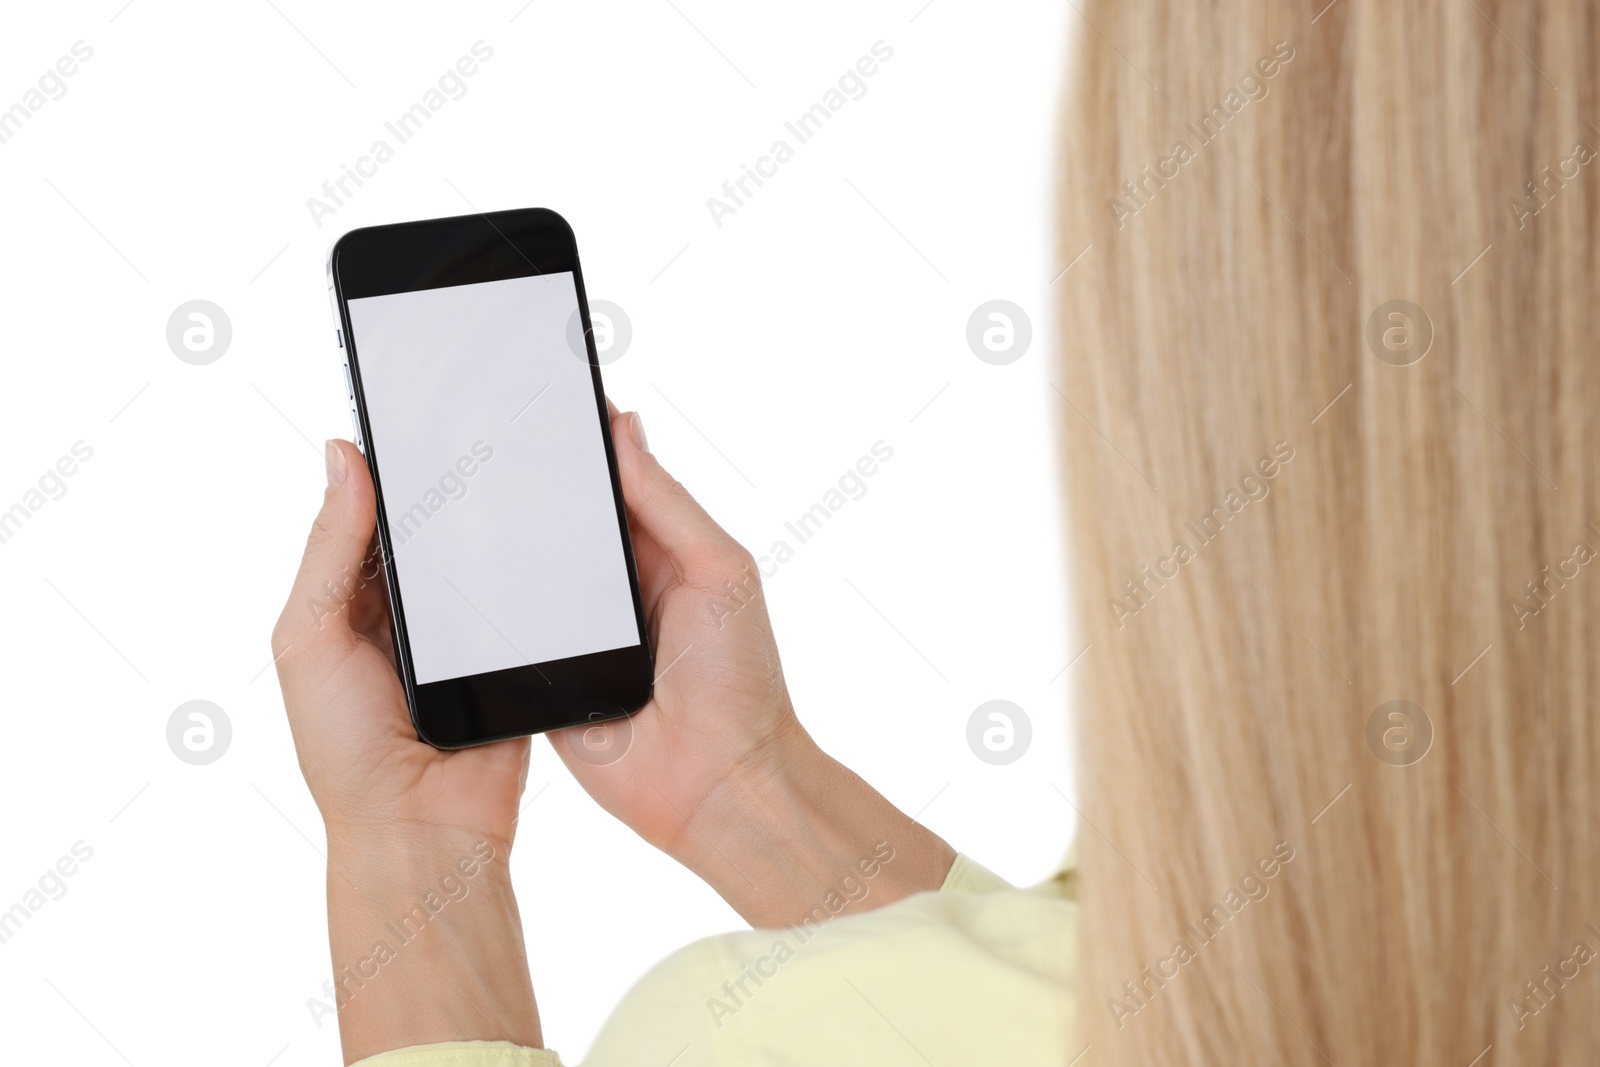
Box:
<box><xmin>342</xmin><ymin>361</ymin><xmax>355</xmax><ymax>401</ymax></box>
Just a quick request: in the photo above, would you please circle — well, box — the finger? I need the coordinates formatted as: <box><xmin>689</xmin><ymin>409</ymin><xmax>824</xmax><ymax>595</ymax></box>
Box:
<box><xmin>343</xmin><ymin>533</ymin><xmax>397</xmax><ymax>668</ymax></box>
<box><xmin>273</xmin><ymin>439</ymin><xmax>378</xmax><ymax>665</ymax></box>
<box><xmin>610</xmin><ymin>409</ymin><xmax>749</xmax><ymax>587</ymax></box>
<box><xmin>624</xmin><ymin>511</ymin><xmax>675</xmax><ymax>609</ymax></box>
<box><xmin>607</xmin><ymin>409</ymin><xmax>682</xmax><ymax>610</ymax></box>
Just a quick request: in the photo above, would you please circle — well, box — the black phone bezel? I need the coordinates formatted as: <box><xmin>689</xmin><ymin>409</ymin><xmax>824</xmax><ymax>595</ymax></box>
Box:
<box><xmin>328</xmin><ymin>207</ymin><xmax>653</xmax><ymax>749</ymax></box>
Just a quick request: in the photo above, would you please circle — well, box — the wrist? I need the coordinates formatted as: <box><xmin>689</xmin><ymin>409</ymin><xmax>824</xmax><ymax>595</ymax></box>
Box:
<box><xmin>323</xmin><ymin>828</ymin><xmax>540</xmax><ymax>1063</ymax></box>
<box><xmin>671</xmin><ymin>727</ymin><xmax>957</xmax><ymax>927</ymax></box>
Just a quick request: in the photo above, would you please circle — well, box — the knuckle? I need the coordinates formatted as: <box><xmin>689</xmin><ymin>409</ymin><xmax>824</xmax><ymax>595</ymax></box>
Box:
<box><xmin>308</xmin><ymin>508</ymin><xmax>338</xmax><ymax>548</ymax></box>
<box><xmin>270</xmin><ymin>614</ymin><xmax>298</xmax><ymax>662</ymax></box>
<box><xmin>725</xmin><ymin>543</ymin><xmax>759</xmax><ymax>576</ymax></box>
<box><xmin>688</xmin><ymin>539</ymin><xmax>757</xmax><ymax>585</ymax></box>
<box><xmin>643</xmin><ymin>476</ymin><xmax>692</xmax><ymax>512</ymax></box>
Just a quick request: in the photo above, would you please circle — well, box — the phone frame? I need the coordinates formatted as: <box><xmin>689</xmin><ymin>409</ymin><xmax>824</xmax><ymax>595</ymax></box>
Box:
<box><xmin>327</xmin><ymin>207</ymin><xmax>653</xmax><ymax>749</ymax></box>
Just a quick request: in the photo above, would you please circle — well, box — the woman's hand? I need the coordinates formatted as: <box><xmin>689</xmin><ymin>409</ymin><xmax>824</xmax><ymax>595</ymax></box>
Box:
<box><xmin>273</xmin><ymin>439</ymin><xmax>541</xmax><ymax>1063</ymax></box>
<box><xmin>553</xmin><ymin>405</ymin><xmax>956</xmax><ymax>927</ymax></box>
<box><xmin>548</xmin><ymin>401</ymin><xmax>802</xmax><ymax>855</ymax></box>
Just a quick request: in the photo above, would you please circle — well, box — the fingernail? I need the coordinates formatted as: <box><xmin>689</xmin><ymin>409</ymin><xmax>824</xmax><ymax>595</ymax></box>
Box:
<box><xmin>629</xmin><ymin>412</ymin><xmax>650</xmax><ymax>454</ymax></box>
<box><xmin>325</xmin><ymin>440</ymin><xmax>347</xmax><ymax>487</ymax></box>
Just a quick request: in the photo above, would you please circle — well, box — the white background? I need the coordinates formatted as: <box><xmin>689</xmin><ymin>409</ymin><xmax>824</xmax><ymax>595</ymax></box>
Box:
<box><xmin>0</xmin><ymin>2</ymin><xmax>1076</xmax><ymax>1064</ymax></box>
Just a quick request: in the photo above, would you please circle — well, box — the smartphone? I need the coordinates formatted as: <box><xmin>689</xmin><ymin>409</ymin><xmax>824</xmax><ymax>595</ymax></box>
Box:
<box><xmin>325</xmin><ymin>208</ymin><xmax>653</xmax><ymax>749</ymax></box>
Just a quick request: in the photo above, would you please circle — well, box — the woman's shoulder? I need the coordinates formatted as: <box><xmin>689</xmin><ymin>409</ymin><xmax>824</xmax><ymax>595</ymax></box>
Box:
<box><xmin>580</xmin><ymin>855</ymin><xmax>1078</xmax><ymax>1066</ymax></box>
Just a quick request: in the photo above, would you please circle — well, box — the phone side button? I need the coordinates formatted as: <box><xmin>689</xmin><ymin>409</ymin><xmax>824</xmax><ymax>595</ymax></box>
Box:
<box><xmin>342</xmin><ymin>361</ymin><xmax>354</xmax><ymax>401</ymax></box>
<box><xmin>336</xmin><ymin>328</ymin><xmax>343</xmax><ymax>349</ymax></box>
<box><xmin>349</xmin><ymin>408</ymin><xmax>365</xmax><ymax>452</ymax></box>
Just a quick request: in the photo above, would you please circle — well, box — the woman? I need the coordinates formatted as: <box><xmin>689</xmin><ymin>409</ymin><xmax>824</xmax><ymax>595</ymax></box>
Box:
<box><xmin>275</xmin><ymin>1</ymin><xmax>1597</xmax><ymax>1062</ymax></box>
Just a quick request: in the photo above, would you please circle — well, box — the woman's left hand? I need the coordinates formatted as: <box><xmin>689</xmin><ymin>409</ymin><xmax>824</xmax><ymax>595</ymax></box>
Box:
<box><xmin>273</xmin><ymin>438</ymin><xmax>542</xmax><ymax>1062</ymax></box>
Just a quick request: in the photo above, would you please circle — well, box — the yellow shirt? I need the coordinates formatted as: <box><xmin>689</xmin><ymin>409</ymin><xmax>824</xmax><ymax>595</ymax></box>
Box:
<box><xmin>354</xmin><ymin>855</ymin><xmax>1077</xmax><ymax>1066</ymax></box>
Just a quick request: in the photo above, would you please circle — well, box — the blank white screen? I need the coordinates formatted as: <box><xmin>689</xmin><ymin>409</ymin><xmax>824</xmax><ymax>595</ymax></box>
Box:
<box><xmin>346</xmin><ymin>272</ymin><xmax>638</xmax><ymax>684</ymax></box>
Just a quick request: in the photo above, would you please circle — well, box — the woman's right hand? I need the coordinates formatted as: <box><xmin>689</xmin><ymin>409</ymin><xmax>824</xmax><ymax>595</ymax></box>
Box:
<box><xmin>552</xmin><ymin>403</ymin><xmax>956</xmax><ymax>927</ymax></box>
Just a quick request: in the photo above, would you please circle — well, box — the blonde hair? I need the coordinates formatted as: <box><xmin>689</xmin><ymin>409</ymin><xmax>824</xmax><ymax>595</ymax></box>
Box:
<box><xmin>1058</xmin><ymin>2</ymin><xmax>1598</xmax><ymax>1062</ymax></box>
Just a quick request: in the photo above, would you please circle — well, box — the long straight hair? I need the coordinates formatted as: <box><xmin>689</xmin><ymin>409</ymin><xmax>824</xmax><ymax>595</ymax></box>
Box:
<box><xmin>1058</xmin><ymin>2</ymin><xmax>1598</xmax><ymax>1062</ymax></box>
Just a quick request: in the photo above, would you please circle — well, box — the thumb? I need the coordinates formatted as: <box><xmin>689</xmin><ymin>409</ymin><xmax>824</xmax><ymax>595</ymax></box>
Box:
<box><xmin>611</xmin><ymin>409</ymin><xmax>751</xmax><ymax>586</ymax></box>
<box><xmin>273</xmin><ymin>439</ymin><xmax>380</xmax><ymax>661</ymax></box>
